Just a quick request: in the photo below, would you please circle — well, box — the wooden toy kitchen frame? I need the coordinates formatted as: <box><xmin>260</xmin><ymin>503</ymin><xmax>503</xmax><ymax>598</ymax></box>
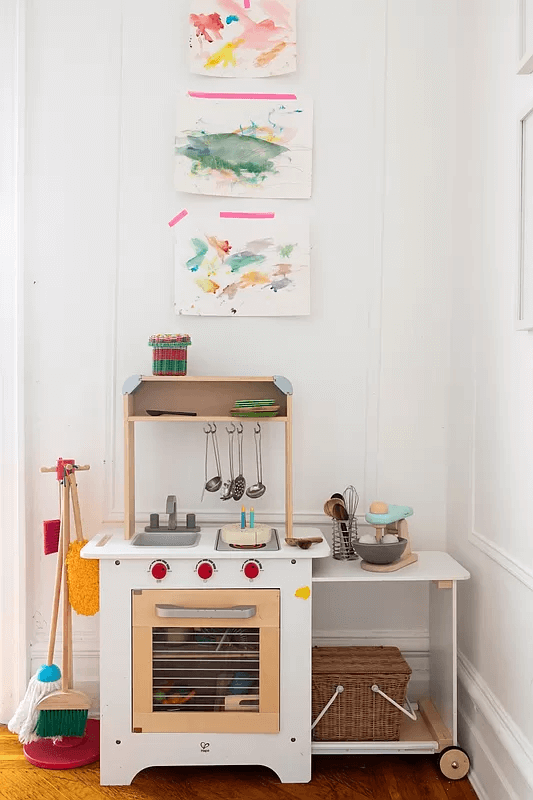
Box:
<box><xmin>82</xmin><ymin>375</ymin><xmax>471</xmax><ymax>785</ymax></box>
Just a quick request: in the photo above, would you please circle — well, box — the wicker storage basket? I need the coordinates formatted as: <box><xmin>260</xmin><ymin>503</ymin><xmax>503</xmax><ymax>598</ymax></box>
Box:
<box><xmin>312</xmin><ymin>646</ymin><xmax>412</xmax><ymax>741</ymax></box>
<box><xmin>149</xmin><ymin>334</ymin><xmax>191</xmax><ymax>376</ymax></box>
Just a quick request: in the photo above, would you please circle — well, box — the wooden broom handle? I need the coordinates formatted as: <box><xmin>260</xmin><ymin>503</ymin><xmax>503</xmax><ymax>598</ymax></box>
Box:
<box><xmin>62</xmin><ymin>478</ymin><xmax>72</xmax><ymax>691</ymax></box>
<box><xmin>46</xmin><ymin>508</ymin><xmax>64</xmax><ymax>666</ymax></box>
<box><xmin>66</xmin><ymin>469</ymin><xmax>84</xmax><ymax>543</ymax></box>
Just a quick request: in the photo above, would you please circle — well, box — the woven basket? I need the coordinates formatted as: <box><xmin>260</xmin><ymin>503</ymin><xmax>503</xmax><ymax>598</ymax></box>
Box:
<box><xmin>312</xmin><ymin>646</ymin><xmax>412</xmax><ymax>741</ymax></box>
<box><xmin>149</xmin><ymin>334</ymin><xmax>191</xmax><ymax>376</ymax></box>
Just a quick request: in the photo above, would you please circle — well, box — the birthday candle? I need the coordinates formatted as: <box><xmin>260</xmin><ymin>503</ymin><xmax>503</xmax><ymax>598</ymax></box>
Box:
<box><xmin>241</xmin><ymin>506</ymin><xmax>246</xmax><ymax>529</ymax></box>
<box><xmin>250</xmin><ymin>507</ymin><xmax>255</xmax><ymax>529</ymax></box>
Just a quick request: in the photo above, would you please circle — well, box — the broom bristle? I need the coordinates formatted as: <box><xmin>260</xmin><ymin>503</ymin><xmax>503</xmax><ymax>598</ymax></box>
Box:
<box><xmin>35</xmin><ymin>709</ymin><xmax>88</xmax><ymax>739</ymax></box>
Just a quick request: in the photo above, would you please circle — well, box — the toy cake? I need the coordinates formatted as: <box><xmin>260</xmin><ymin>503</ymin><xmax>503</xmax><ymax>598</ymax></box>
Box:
<box><xmin>221</xmin><ymin>522</ymin><xmax>272</xmax><ymax>546</ymax></box>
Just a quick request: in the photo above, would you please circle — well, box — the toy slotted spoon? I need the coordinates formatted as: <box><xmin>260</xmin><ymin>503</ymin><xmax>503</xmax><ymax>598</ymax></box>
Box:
<box><xmin>232</xmin><ymin>424</ymin><xmax>246</xmax><ymax>501</ymax></box>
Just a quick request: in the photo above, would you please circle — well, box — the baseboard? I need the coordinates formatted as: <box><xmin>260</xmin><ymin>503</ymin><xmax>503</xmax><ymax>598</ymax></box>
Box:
<box><xmin>458</xmin><ymin>650</ymin><xmax>533</xmax><ymax>800</ymax></box>
<box><xmin>467</xmin><ymin>768</ymin><xmax>490</xmax><ymax>800</ymax></box>
<box><xmin>312</xmin><ymin>628</ymin><xmax>428</xmax><ymax>650</ymax></box>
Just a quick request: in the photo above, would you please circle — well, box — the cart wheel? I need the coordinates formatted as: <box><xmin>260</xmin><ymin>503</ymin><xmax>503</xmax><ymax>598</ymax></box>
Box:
<box><xmin>439</xmin><ymin>746</ymin><xmax>470</xmax><ymax>780</ymax></box>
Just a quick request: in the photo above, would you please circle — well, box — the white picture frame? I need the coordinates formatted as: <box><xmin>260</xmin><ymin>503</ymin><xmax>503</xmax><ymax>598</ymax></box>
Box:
<box><xmin>517</xmin><ymin>102</ymin><xmax>533</xmax><ymax>329</ymax></box>
<box><xmin>517</xmin><ymin>0</ymin><xmax>533</xmax><ymax>74</ymax></box>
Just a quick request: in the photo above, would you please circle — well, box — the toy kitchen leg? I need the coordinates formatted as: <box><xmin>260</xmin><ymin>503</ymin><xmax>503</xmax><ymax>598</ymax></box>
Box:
<box><xmin>98</xmin><ymin>557</ymin><xmax>313</xmax><ymax>786</ymax></box>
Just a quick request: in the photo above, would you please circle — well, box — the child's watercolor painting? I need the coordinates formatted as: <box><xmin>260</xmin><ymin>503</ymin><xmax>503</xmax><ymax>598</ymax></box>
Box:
<box><xmin>189</xmin><ymin>0</ymin><xmax>296</xmax><ymax>77</ymax></box>
<box><xmin>174</xmin><ymin>216</ymin><xmax>310</xmax><ymax>316</ymax></box>
<box><xmin>174</xmin><ymin>94</ymin><xmax>313</xmax><ymax>198</ymax></box>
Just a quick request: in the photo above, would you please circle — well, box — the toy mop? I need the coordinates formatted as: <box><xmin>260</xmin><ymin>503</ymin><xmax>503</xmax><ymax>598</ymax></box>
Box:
<box><xmin>352</xmin><ymin>502</ymin><xmax>418</xmax><ymax>573</ymax></box>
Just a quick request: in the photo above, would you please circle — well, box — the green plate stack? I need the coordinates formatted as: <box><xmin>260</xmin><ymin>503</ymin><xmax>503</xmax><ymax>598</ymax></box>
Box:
<box><xmin>231</xmin><ymin>399</ymin><xmax>280</xmax><ymax>417</ymax></box>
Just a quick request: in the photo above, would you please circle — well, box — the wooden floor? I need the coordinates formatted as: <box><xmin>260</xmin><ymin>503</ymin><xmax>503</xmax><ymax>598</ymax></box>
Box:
<box><xmin>0</xmin><ymin>726</ymin><xmax>477</xmax><ymax>800</ymax></box>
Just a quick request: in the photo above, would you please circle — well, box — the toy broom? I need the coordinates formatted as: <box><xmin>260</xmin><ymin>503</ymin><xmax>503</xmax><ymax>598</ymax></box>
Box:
<box><xmin>8</xmin><ymin>496</ymin><xmax>64</xmax><ymax>743</ymax></box>
<box><xmin>34</xmin><ymin>472</ymin><xmax>90</xmax><ymax>737</ymax></box>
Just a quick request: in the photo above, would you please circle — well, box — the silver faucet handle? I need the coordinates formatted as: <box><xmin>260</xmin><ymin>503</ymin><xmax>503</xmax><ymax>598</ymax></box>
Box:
<box><xmin>166</xmin><ymin>495</ymin><xmax>177</xmax><ymax>514</ymax></box>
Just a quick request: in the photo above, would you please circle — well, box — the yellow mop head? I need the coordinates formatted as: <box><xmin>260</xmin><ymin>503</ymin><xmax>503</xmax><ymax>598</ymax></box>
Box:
<box><xmin>66</xmin><ymin>540</ymin><xmax>99</xmax><ymax>616</ymax></box>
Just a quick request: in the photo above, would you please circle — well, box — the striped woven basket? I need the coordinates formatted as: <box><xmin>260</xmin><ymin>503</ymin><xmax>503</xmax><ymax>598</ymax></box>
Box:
<box><xmin>149</xmin><ymin>334</ymin><xmax>191</xmax><ymax>376</ymax></box>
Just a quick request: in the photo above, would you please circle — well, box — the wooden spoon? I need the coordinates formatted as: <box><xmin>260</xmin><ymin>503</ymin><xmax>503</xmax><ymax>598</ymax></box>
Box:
<box><xmin>285</xmin><ymin>537</ymin><xmax>323</xmax><ymax>549</ymax></box>
<box><xmin>332</xmin><ymin>501</ymin><xmax>349</xmax><ymax>534</ymax></box>
<box><xmin>324</xmin><ymin>497</ymin><xmax>346</xmax><ymax>517</ymax></box>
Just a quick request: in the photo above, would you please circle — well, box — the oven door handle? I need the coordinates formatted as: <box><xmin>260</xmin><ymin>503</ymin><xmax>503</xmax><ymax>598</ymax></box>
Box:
<box><xmin>155</xmin><ymin>604</ymin><xmax>257</xmax><ymax>619</ymax></box>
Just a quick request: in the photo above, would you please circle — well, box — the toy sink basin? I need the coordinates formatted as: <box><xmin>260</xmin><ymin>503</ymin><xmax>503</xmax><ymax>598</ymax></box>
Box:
<box><xmin>131</xmin><ymin>533</ymin><xmax>200</xmax><ymax>547</ymax></box>
<box><xmin>352</xmin><ymin>537</ymin><xmax>407</xmax><ymax>565</ymax></box>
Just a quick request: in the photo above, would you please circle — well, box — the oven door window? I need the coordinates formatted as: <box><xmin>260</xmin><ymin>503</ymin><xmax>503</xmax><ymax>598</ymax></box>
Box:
<box><xmin>153</xmin><ymin>627</ymin><xmax>260</xmax><ymax>713</ymax></box>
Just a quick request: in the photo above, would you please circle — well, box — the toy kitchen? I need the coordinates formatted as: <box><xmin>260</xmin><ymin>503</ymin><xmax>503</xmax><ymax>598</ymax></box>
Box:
<box><xmin>82</xmin><ymin>374</ymin><xmax>471</xmax><ymax>786</ymax></box>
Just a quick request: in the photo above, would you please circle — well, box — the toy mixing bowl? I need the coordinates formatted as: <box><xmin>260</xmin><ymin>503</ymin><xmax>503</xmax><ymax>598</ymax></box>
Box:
<box><xmin>351</xmin><ymin>537</ymin><xmax>407</xmax><ymax>565</ymax></box>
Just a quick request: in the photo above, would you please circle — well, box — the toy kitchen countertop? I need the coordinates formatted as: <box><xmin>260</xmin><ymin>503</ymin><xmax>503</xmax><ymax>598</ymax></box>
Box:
<box><xmin>81</xmin><ymin>526</ymin><xmax>331</xmax><ymax>561</ymax></box>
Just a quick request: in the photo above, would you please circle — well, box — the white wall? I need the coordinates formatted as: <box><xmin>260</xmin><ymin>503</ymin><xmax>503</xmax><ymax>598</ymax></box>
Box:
<box><xmin>21</xmin><ymin>0</ymin><xmax>455</xmax><ymax>718</ymax></box>
<box><xmin>450</xmin><ymin>2</ymin><xmax>533</xmax><ymax>798</ymax></box>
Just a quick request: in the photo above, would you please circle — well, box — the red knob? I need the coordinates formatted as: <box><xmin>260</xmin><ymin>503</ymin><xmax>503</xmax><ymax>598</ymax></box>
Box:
<box><xmin>243</xmin><ymin>561</ymin><xmax>260</xmax><ymax>580</ymax></box>
<box><xmin>151</xmin><ymin>562</ymin><xmax>167</xmax><ymax>580</ymax></box>
<box><xmin>197</xmin><ymin>561</ymin><xmax>213</xmax><ymax>580</ymax></box>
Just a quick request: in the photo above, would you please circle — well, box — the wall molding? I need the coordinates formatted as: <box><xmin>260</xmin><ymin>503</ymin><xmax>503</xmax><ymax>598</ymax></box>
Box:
<box><xmin>469</xmin><ymin>528</ymin><xmax>533</xmax><ymax>592</ymax></box>
<box><xmin>312</xmin><ymin>628</ymin><xmax>428</xmax><ymax>651</ymax></box>
<box><xmin>0</xmin><ymin>0</ymin><xmax>27</xmax><ymax>724</ymax></box>
<box><xmin>458</xmin><ymin>650</ymin><xmax>533</xmax><ymax>795</ymax></box>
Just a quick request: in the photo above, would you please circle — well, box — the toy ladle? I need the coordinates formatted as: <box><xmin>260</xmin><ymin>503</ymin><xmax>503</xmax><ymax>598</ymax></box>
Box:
<box><xmin>246</xmin><ymin>424</ymin><xmax>266</xmax><ymax>499</ymax></box>
<box><xmin>204</xmin><ymin>423</ymin><xmax>222</xmax><ymax>493</ymax></box>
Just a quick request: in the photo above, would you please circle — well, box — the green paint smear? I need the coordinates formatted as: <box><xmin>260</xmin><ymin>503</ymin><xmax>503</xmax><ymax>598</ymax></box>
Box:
<box><xmin>279</xmin><ymin>243</ymin><xmax>295</xmax><ymax>257</ymax></box>
<box><xmin>177</xmin><ymin>133</ymin><xmax>288</xmax><ymax>185</ymax></box>
<box><xmin>186</xmin><ymin>238</ymin><xmax>208</xmax><ymax>271</ymax></box>
<box><xmin>225</xmin><ymin>252</ymin><xmax>266</xmax><ymax>273</ymax></box>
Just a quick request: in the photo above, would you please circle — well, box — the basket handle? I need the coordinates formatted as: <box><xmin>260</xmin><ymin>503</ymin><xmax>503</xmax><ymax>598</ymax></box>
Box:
<box><xmin>311</xmin><ymin>685</ymin><xmax>344</xmax><ymax>730</ymax></box>
<box><xmin>371</xmin><ymin>684</ymin><xmax>417</xmax><ymax>721</ymax></box>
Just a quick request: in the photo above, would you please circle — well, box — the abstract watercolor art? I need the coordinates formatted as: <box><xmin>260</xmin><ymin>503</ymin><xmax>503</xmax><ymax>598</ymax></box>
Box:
<box><xmin>174</xmin><ymin>93</ymin><xmax>313</xmax><ymax>198</ymax></box>
<box><xmin>189</xmin><ymin>0</ymin><xmax>296</xmax><ymax>77</ymax></box>
<box><xmin>174</xmin><ymin>216</ymin><xmax>310</xmax><ymax>316</ymax></box>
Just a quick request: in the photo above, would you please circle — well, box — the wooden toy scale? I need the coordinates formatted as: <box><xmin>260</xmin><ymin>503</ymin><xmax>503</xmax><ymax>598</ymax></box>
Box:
<box><xmin>362</xmin><ymin>501</ymin><xmax>418</xmax><ymax>573</ymax></box>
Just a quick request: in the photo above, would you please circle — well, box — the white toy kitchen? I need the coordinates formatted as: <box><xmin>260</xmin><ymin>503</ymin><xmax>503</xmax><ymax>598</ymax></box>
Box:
<box><xmin>82</xmin><ymin>375</ymin><xmax>471</xmax><ymax>785</ymax></box>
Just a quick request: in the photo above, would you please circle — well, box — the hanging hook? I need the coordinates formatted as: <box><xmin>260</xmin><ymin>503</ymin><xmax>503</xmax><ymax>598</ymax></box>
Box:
<box><xmin>254</xmin><ymin>422</ymin><xmax>261</xmax><ymax>435</ymax></box>
<box><xmin>236</xmin><ymin>422</ymin><xmax>244</xmax><ymax>434</ymax></box>
<box><xmin>226</xmin><ymin>422</ymin><xmax>236</xmax><ymax>434</ymax></box>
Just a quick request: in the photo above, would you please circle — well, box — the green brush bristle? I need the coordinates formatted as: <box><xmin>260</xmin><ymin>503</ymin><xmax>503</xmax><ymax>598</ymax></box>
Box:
<box><xmin>35</xmin><ymin>709</ymin><xmax>88</xmax><ymax>738</ymax></box>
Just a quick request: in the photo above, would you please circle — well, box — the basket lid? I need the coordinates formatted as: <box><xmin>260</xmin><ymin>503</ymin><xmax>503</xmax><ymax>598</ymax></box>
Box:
<box><xmin>312</xmin><ymin>646</ymin><xmax>411</xmax><ymax>676</ymax></box>
<box><xmin>149</xmin><ymin>334</ymin><xmax>191</xmax><ymax>347</ymax></box>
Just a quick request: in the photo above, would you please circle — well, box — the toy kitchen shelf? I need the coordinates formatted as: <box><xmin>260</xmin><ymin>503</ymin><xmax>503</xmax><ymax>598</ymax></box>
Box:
<box><xmin>122</xmin><ymin>375</ymin><xmax>293</xmax><ymax>539</ymax></box>
<box><xmin>311</xmin><ymin>551</ymin><xmax>470</xmax><ymax>765</ymax></box>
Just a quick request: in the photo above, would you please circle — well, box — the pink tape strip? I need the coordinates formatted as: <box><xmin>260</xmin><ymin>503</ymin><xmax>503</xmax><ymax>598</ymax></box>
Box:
<box><xmin>220</xmin><ymin>212</ymin><xmax>275</xmax><ymax>219</ymax></box>
<box><xmin>188</xmin><ymin>91</ymin><xmax>297</xmax><ymax>101</ymax></box>
<box><xmin>168</xmin><ymin>209</ymin><xmax>188</xmax><ymax>227</ymax></box>
<box><xmin>244</xmin><ymin>0</ymin><xmax>251</xmax><ymax>7</ymax></box>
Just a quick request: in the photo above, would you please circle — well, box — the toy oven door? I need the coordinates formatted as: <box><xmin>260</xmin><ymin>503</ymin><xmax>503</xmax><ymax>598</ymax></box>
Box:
<box><xmin>132</xmin><ymin>589</ymin><xmax>280</xmax><ymax>733</ymax></box>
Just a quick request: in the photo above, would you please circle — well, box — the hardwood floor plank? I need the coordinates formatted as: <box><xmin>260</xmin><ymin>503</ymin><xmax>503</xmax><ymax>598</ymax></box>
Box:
<box><xmin>0</xmin><ymin>727</ymin><xmax>477</xmax><ymax>800</ymax></box>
